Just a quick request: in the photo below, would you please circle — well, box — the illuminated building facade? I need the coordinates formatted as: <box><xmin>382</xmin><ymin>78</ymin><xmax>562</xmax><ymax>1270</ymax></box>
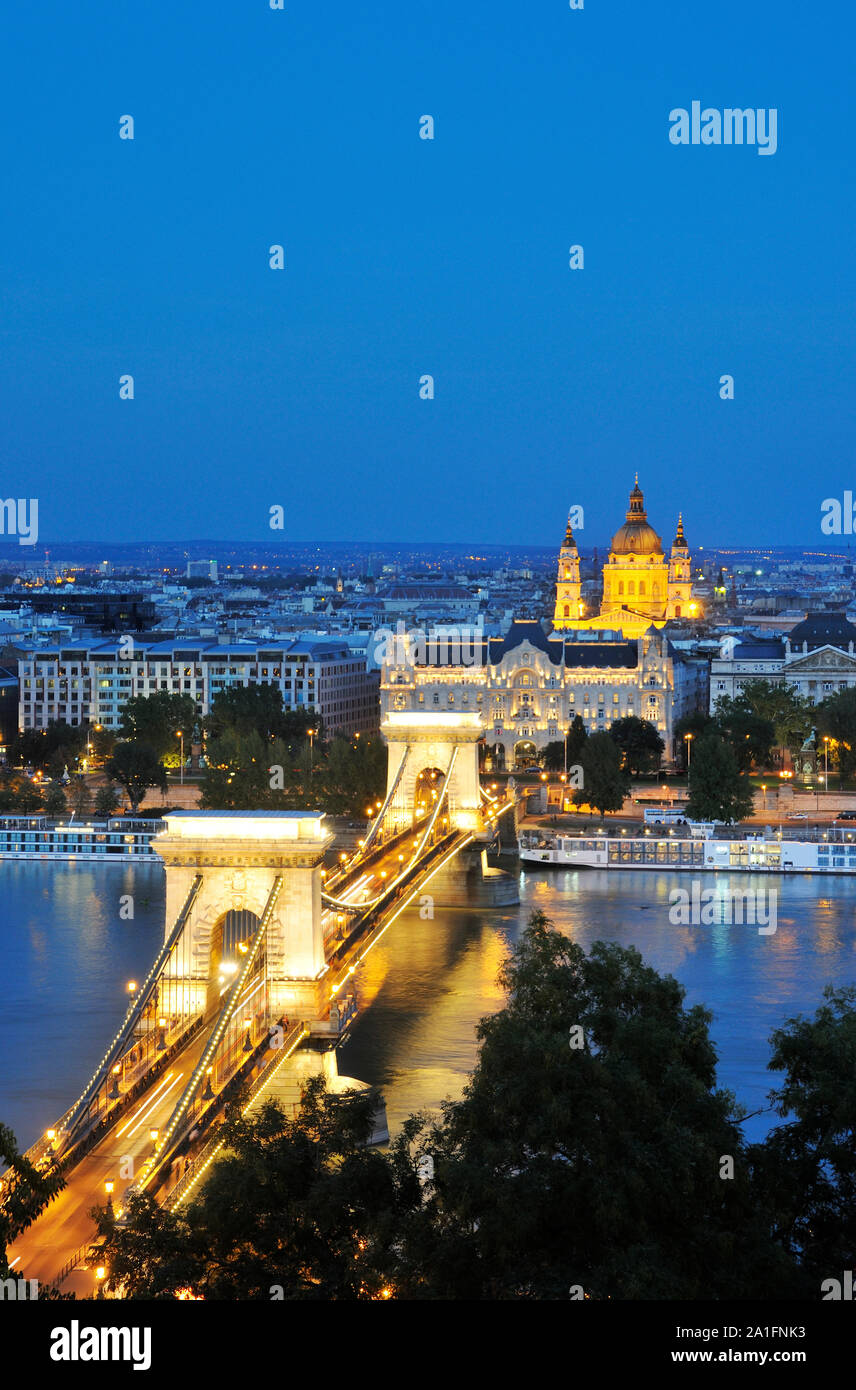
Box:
<box><xmin>553</xmin><ymin>479</ymin><xmax>700</xmax><ymax>638</ymax></box>
<box><xmin>381</xmin><ymin>620</ymin><xmax>708</xmax><ymax>770</ymax></box>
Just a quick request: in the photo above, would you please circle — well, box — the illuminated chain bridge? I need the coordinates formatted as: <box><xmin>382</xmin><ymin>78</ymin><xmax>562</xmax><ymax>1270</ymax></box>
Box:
<box><xmin>2</xmin><ymin>713</ymin><xmax>515</xmax><ymax>1291</ymax></box>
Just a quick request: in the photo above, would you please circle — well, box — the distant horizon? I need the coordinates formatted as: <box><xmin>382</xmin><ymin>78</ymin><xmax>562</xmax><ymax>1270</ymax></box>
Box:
<box><xmin>0</xmin><ymin>537</ymin><xmax>853</xmax><ymax>558</ymax></box>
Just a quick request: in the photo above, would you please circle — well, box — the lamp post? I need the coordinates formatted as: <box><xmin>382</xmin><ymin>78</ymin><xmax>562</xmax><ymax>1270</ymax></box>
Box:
<box><xmin>308</xmin><ymin>727</ymin><xmax>316</xmax><ymax>773</ymax></box>
<box><xmin>685</xmin><ymin>732</ymin><xmax>694</xmax><ymax>771</ymax></box>
<box><xmin>824</xmin><ymin>737</ymin><xmax>829</xmax><ymax>795</ymax></box>
<box><xmin>176</xmin><ymin>730</ymin><xmax>185</xmax><ymax>785</ymax></box>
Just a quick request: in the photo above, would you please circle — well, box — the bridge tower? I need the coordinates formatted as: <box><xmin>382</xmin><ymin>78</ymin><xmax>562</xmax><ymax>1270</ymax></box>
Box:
<box><xmin>380</xmin><ymin>711</ymin><xmax>485</xmax><ymax>837</ymax></box>
<box><xmin>153</xmin><ymin>811</ymin><xmax>333</xmax><ymax>1023</ymax></box>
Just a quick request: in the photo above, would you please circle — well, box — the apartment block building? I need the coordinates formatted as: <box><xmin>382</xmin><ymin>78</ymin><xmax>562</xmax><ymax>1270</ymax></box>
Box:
<box><xmin>18</xmin><ymin>638</ymin><xmax>379</xmax><ymax>737</ymax></box>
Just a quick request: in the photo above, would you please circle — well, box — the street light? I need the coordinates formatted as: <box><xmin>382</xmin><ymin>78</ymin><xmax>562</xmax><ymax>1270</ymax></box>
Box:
<box><xmin>685</xmin><ymin>732</ymin><xmax>694</xmax><ymax>770</ymax></box>
<box><xmin>824</xmin><ymin>737</ymin><xmax>830</xmax><ymax>794</ymax></box>
<box><xmin>176</xmin><ymin>730</ymin><xmax>185</xmax><ymax>786</ymax></box>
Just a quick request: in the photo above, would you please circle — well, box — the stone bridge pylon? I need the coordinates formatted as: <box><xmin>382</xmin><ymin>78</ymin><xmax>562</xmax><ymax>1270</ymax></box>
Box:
<box><xmin>154</xmin><ymin>811</ymin><xmax>333</xmax><ymax>1023</ymax></box>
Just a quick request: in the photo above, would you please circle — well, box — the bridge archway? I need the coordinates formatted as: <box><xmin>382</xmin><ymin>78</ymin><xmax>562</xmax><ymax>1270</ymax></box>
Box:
<box><xmin>207</xmin><ymin>907</ymin><xmax>261</xmax><ymax>1015</ymax></box>
<box><xmin>380</xmin><ymin>712</ymin><xmax>484</xmax><ymax>834</ymax></box>
<box><xmin>514</xmin><ymin>740</ymin><xmax>538</xmax><ymax>768</ymax></box>
<box><xmin>414</xmin><ymin>766</ymin><xmax>446</xmax><ymax>816</ymax></box>
<box><xmin>154</xmin><ymin>811</ymin><xmax>333</xmax><ymax>1025</ymax></box>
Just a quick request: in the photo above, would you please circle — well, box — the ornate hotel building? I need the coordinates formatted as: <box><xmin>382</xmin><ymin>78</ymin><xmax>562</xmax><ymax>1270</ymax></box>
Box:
<box><xmin>381</xmin><ymin>620</ymin><xmax>708</xmax><ymax>770</ymax></box>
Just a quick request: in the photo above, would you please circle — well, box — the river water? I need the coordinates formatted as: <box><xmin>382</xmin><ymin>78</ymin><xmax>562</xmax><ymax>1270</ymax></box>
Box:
<box><xmin>2</xmin><ymin>860</ymin><xmax>855</xmax><ymax>1150</ymax></box>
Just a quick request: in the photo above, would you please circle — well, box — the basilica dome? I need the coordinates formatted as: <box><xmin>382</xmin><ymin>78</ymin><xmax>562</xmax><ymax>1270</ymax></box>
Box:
<box><xmin>610</xmin><ymin>480</ymin><xmax>663</xmax><ymax>556</ymax></box>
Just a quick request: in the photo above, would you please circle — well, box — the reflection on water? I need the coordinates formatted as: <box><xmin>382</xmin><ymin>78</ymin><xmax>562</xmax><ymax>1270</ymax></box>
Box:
<box><xmin>0</xmin><ymin>862</ymin><xmax>165</xmax><ymax>1149</ymax></box>
<box><xmin>342</xmin><ymin>867</ymin><xmax>856</xmax><ymax>1143</ymax></box>
<box><xmin>2</xmin><ymin>861</ymin><xmax>856</xmax><ymax>1150</ymax></box>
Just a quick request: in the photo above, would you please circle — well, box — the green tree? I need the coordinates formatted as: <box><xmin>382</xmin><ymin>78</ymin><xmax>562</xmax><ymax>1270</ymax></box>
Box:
<box><xmin>91</xmin><ymin>726</ymin><xmax>117</xmax><ymax>761</ymax></box>
<box><xmin>572</xmin><ymin>730</ymin><xmax>629</xmax><ymax>818</ymax></box>
<box><xmin>712</xmin><ymin>698</ymin><xmax>776</xmax><ymax>772</ymax></box>
<box><xmin>411</xmin><ymin>913</ymin><xmax>793</xmax><ymax>1299</ymax></box>
<box><xmin>95</xmin><ymin>784</ymin><xmax>121</xmax><ymax>817</ymax></box>
<box><xmin>318</xmin><ymin>735</ymin><xmax>386</xmax><ymax>817</ymax></box>
<box><xmin>685</xmin><ymin>734</ymin><xmax>755</xmax><ymax>824</ymax></box>
<box><xmin>0</xmin><ymin>1124</ymin><xmax>66</xmax><ymax>1279</ymax></box>
<box><xmin>119</xmin><ymin>692</ymin><xmax>197</xmax><ymax>762</ymax></box>
<box><xmin>566</xmin><ymin>714</ymin><xmax>588</xmax><ymax>764</ymax></box>
<box><xmin>200</xmin><ymin>730</ymin><xmax>281</xmax><ymax>810</ymax></box>
<box><xmin>816</xmin><ymin>687</ymin><xmax>856</xmax><ymax>784</ymax></box>
<box><xmin>43</xmin><ymin>782</ymin><xmax>67</xmax><ymax>816</ymax></box>
<box><xmin>674</xmin><ymin>711</ymin><xmax>715</xmax><ymax>769</ymax></box>
<box><xmin>68</xmin><ymin>778</ymin><xmax>92</xmax><ymax>817</ymax></box>
<box><xmin>205</xmin><ymin>684</ymin><xmax>288</xmax><ymax>743</ymax></box>
<box><xmin>728</xmin><ymin>679</ymin><xmax>813</xmax><ymax>761</ymax></box>
<box><xmin>608</xmin><ymin>715</ymin><xmax>665</xmax><ymax>776</ymax></box>
<box><xmin>541</xmin><ymin>740</ymin><xmax>566</xmax><ymax>772</ymax></box>
<box><xmin>106</xmin><ymin>743</ymin><xmax>167</xmax><ymax>814</ymax></box>
<box><xmin>753</xmin><ymin>985</ymin><xmax>856</xmax><ymax>1292</ymax></box>
<box><xmin>11</xmin><ymin>720</ymin><xmax>85</xmax><ymax>773</ymax></box>
<box><xmin>94</xmin><ymin>1078</ymin><xmax>420</xmax><ymax>1300</ymax></box>
<box><xmin>0</xmin><ymin>774</ymin><xmax>43</xmax><ymax>812</ymax></box>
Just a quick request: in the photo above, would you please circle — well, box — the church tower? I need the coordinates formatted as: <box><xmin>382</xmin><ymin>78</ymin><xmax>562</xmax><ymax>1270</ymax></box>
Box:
<box><xmin>666</xmin><ymin>513</ymin><xmax>695</xmax><ymax>619</ymax></box>
<box><xmin>552</xmin><ymin>514</ymin><xmax>583</xmax><ymax>629</ymax></box>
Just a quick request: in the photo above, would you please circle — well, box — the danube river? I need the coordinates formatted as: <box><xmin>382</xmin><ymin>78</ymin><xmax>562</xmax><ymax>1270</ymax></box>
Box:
<box><xmin>2</xmin><ymin>860</ymin><xmax>855</xmax><ymax>1149</ymax></box>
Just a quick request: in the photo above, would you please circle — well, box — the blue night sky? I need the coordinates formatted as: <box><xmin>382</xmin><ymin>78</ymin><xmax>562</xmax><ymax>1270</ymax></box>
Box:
<box><xmin>1</xmin><ymin>1</ymin><xmax>853</xmax><ymax>546</ymax></box>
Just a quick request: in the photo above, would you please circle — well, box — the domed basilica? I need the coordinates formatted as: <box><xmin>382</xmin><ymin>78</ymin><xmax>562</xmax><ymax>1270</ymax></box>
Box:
<box><xmin>552</xmin><ymin>478</ymin><xmax>699</xmax><ymax>638</ymax></box>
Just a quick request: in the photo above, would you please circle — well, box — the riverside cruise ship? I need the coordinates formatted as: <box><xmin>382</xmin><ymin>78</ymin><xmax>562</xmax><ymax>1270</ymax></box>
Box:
<box><xmin>518</xmin><ymin>829</ymin><xmax>856</xmax><ymax>875</ymax></box>
<box><xmin>0</xmin><ymin>816</ymin><xmax>164</xmax><ymax>861</ymax></box>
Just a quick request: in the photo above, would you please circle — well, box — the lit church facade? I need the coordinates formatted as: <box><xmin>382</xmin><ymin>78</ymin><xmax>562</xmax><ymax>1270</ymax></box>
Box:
<box><xmin>378</xmin><ymin>481</ymin><xmax>707</xmax><ymax>771</ymax></box>
<box><xmin>553</xmin><ymin>478</ymin><xmax>699</xmax><ymax>638</ymax></box>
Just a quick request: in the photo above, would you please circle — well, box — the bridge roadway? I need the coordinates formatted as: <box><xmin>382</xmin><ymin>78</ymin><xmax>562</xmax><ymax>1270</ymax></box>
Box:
<box><xmin>7</xmin><ymin>1022</ymin><xmax>215</xmax><ymax>1290</ymax></box>
<box><xmin>7</xmin><ymin>811</ymin><xmax>500</xmax><ymax>1291</ymax></box>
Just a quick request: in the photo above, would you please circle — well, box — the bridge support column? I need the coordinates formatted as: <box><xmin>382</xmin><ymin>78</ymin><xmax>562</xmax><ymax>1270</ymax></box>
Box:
<box><xmin>153</xmin><ymin>811</ymin><xmax>335</xmax><ymax>1027</ymax></box>
<box><xmin>424</xmin><ymin>845</ymin><xmax>519</xmax><ymax>908</ymax></box>
<box><xmin>381</xmin><ymin>712</ymin><xmax>485</xmax><ymax>833</ymax></box>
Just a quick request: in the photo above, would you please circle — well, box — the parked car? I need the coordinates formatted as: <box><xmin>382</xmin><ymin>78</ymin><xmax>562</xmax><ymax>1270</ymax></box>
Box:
<box><xmin>835</xmin><ymin>811</ymin><xmax>856</xmax><ymax>822</ymax></box>
<box><xmin>786</xmin><ymin>811</ymin><xmax>809</xmax><ymax>821</ymax></box>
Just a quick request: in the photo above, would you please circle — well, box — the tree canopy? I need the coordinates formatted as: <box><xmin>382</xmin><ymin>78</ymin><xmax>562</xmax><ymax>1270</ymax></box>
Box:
<box><xmin>608</xmin><ymin>715</ymin><xmax>664</xmax><ymax>775</ymax></box>
<box><xmin>572</xmin><ymin>731</ymin><xmax>629</xmax><ymax>818</ymax></box>
<box><xmin>78</xmin><ymin>912</ymin><xmax>856</xmax><ymax>1300</ymax></box>
<box><xmin>685</xmin><ymin>733</ymin><xmax>756</xmax><ymax>824</ymax></box>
